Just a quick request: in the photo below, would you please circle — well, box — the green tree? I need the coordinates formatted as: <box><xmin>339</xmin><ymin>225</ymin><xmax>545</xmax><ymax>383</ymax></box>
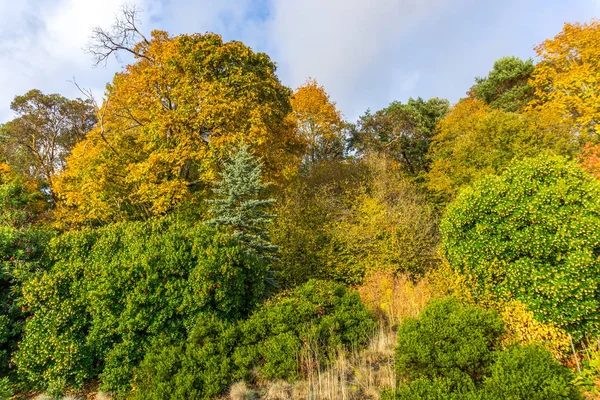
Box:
<box><xmin>0</xmin><ymin>89</ymin><xmax>95</xmax><ymax>188</ymax></box>
<box><xmin>206</xmin><ymin>145</ymin><xmax>278</xmax><ymax>261</ymax></box>
<box><xmin>441</xmin><ymin>155</ymin><xmax>600</xmax><ymax>338</ymax></box>
<box><xmin>470</xmin><ymin>57</ymin><xmax>535</xmax><ymax>112</ymax></box>
<box><xmin>349</xmin><ymin>97</ymin><xmax>449</xmax><ymax>176</ymax></box>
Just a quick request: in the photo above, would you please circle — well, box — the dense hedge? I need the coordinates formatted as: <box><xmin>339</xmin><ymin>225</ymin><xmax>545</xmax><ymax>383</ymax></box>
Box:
<box><xmin>441</xmin><ymin>155</ymin><xmax>600</xmax><ymax>337</ymax></box>
<box><xmin>388</xmin><ymin>298</ymin><xmax>581</xmax><ymax>399</ymax></box>
<box><xmin>13</xmin><ymin>218</ymin><xmax>267</xmax><ymax>397</ymax></box>
<box><xmin>133</xmin><ymin>280</ymin><xmax>377</xmax><ymax>399</ymax></box>
<box><xmin>233</xmin><ymin>279</ymin><xmax>376</xmax><ymax>381</ymax></box>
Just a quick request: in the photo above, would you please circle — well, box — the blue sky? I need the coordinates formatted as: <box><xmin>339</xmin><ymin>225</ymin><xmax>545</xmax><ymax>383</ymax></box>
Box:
<box><xmin>0</xmin><ymin>0</ymin><xmax>598</xmax><ymax>123</ymax></box>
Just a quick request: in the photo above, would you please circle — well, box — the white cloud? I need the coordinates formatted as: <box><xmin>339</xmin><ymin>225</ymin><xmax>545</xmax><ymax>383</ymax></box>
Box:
<box><xmin>267</xmin><ymin>0</ymin><xmax>460</xmax><ymax>119</ymax></box>
<box><xmin>0</xmin><ymin>0</ymin><xmax>160</xmax><ymax>122</ymax></box>
<box><xmin>0</xmin><ymin>0</ymin><xmax>598</xmax><ymax>124</ymax></box>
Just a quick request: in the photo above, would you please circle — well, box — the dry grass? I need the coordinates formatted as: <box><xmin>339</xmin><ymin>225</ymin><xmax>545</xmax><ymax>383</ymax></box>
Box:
<box><xmin>233</xmin><ymin>323</ymin><xmax>397</xmax><ymax>400</ymax></box>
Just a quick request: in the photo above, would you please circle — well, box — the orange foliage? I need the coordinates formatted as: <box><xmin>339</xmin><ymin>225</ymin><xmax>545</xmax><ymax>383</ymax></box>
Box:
<box><xmin>528</xmin><ymin>20</ymin><xmax>600</xmax><ymax>139</ymax></box>
<box><xmin>290</xmin><ymin>79</ymin><xmax>345</xmax><ymax>164</ymax></box>
<box><xmin>580</xmin><ymin>142</ymin><xmax>600</xmax><ymax>179</ymax></box>
<box><xmin>53</xmin><ymin>31</ymin><xmax>303</xmax><ymax>226</ymax></box>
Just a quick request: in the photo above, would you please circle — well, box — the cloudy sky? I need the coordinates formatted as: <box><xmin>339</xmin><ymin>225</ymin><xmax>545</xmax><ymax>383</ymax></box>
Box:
<box><xmin>0</xmin><ymin>0</ymin><xmax>598</xmax><ymax>123</ymax></box>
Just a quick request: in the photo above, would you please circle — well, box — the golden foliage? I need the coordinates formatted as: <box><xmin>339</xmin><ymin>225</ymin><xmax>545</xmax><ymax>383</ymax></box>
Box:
<box><xmin>290</xmin><ymin>78</ymin><xmax>345</xmax><ymax>164</ymax></box>
<box><xmin>325</xmin><ymin>157</ymin><xmax>439</xmax><ymax>282</ymax></box>
<box><xmin>358</xmin><ymin>271</ymin><xmax>436</xmax><ymax>326</ymax></box>
<box><xmin>528</xmin><ymin>19</ymin><xmax>600</xmax><ymax>138</ymax></box>
<box><xmin>53</xmin><ymin>31</ymin><xmax>303</xmax><ymax>227</ymax></box>
<box><xmin>499</xmin><ymin>300</ymin><xmax>571</xmax><ymax>362</ymax></box>
<box><xmin>427</xmin><ymin>98</ymin><xmax>578</xmax><ymax>200</ymax></box>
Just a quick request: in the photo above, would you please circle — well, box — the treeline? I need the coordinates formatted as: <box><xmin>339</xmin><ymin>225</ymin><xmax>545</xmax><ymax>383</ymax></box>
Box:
<box><xmin>1</xmin><ymin>7</ymin><xmax>600</xmax><ymax>399</ymax></box>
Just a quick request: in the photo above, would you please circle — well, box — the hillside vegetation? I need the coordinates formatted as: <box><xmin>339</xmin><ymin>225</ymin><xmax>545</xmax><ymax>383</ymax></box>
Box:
<box><xmin>1</xmin><ymin>9</ymin><xmax>600</xmax><ymax>400</ymax></box>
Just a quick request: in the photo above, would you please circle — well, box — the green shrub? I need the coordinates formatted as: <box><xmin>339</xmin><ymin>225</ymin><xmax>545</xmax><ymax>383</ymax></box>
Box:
<box><xmin>131</xmin><ymin>280</ymin><xmax>375</xmax><ymax>399</ymax></box>
<box><xmin>386</xmin><ymin>378</ymin><xmax>478</xmax><ymax>400</ymax></box>
<box><xmin>482</xmin><ymin>345</ymin><xmax>581</xmax><ymax>400</ymax></box>
<box><xmin>390</xmin><ymin>298</ymin><xmax>582</xmax><ymax>399</ymax></box>
<box><xmin>0</xmin><ymin>377</ymin><xmax>13</xmax><ymax>400</ymax></box>
<box><xmin>395</xmin><ymin>298</ymin><xmax>503</xmax><ymax>386</ymax></box>
<box><xmin>132</xmin><ymin>314</ymin><xmax>238</xmax><ymax>400</ymax></box>
<box><xmin>441</xmin><ymin>155</ymin><xmax>600</xmax><ymax>338</ymax></box>
<box><xmin>0</xmin><ymin>227</ymin><xmax>52</xmax><ymax>382</ymax></box>
<box><xmin>234</xmin><ymin>279</ymin><xmax>376</xmax><ymax>381</ymax></box>
<box><xmin>14</xmin><ymin>218</ymin><xmax>267</xmax><ymax>397</ymax></box>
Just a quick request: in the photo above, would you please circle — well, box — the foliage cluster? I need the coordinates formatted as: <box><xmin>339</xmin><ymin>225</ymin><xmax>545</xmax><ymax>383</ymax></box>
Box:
<box><xmin>132</xmin><ymin>279</ymin><xmax>375</xmax><ymax>399</ymax></box>
<box><xmin>272</xmin><ymin>157</ymin><xmax>438</xmax><ymax>286</ymax></box>
<box><xmin>14</xmin><ymin>218</ymin><xmax>267</xmax><ymax>397</ymax></box>
<box><xmin>387</xmin><ymin>298</ymin><xmax>581</xmax><ymax>400</ymax></box>
<box><xmin>441</xmin><ymin>155</ymin><xmax>600</xmax><ymax>338</ymax></box>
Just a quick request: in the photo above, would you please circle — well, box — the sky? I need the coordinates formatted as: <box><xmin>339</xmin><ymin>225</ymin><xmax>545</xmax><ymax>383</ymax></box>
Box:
<box><xmin>0</xmin><ymin>0</ymin><xmax>598</xmax><ymax>123</ymax></box>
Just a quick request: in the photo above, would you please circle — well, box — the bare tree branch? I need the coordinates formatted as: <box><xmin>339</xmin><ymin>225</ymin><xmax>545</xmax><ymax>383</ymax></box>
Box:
<box><xmin>85</xmin><ymin>3</ymin><xmax>152</xmax><ymax>67</ymax></box>
<box><xmin>70</xmin><ymin>78</ymin><xmax>121</xmax><ymax>158</ymax></box>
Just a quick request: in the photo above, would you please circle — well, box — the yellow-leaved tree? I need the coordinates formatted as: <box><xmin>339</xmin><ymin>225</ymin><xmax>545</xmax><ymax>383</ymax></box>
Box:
<box><xmin>427</xmin><ymin>98</ymin><xmax>577</xmax><ymax>201</ymax></box>
<box><xmin>290</xmin><ymin>78</ymin><xmax>345</xmax><ymax>166</ymax></box>
<box><xmin>53</xmin><ymin>29</ymin><xmax>304</xmax><ymax>226</ymax></box>
<box><xmin>528</xmin><ymin>19</ymin><xmax>600</xmax><ymax>139</ymax></box>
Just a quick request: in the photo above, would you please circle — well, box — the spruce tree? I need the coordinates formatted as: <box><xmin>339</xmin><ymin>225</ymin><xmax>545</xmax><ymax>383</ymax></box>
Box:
<box><xmin>205</xmin><ymin>145</ymin><xmax>278</xmax><ymax>261</ymax></box>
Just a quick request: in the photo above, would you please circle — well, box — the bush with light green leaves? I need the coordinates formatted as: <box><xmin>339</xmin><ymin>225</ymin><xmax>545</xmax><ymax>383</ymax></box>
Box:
<box><xmin>441</xmin><ymin>155</ymin><xmax>600</xmax><ymax>338</ymax></box>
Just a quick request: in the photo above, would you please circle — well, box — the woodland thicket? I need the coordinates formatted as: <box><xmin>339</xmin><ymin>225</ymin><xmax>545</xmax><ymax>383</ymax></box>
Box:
<box><xmin>1</xmin><ymin>10</ymin><xmax>600</xmax><ymax>400</ymax></box>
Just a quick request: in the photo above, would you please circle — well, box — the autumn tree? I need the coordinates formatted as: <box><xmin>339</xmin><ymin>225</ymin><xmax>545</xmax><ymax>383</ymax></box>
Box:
<box><xmin>290</xmin><ymin>79</ymin><xmax>345</xmax><ymax>166</ymax></box>
<box><xmin>0</xmin><ymin>90</ymin><xmax>95</xmax><ymax>188</ymax></box>
<box><xmin>528</xmin><ymin>19</ymin><xmax>600</xmax><ymax>139</ymax></box>
<box><xmin>427</xmin><ymin>98</ymin><xmax>578</xmax><ymax>201</ymax></box>
<box><xmin>470</xmin><ymin>56</ymin><xmax>535</xmax><ymax>112</ymax></box>
<box><xmin>54</xmin><ymin>25</ymin><xmax>303</xmax><ymax>226</ymax></box>
<box><xmin>349</xmin><ymin>97</ymin><xmax>449</xmax><ymax>176</ymax></box>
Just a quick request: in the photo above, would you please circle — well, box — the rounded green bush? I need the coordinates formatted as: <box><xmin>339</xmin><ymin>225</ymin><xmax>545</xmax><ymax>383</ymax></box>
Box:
<box><xmin>395</xmin><ymin>297</ymin><xmax>504</xmax><ymax>386</ymax></box>
<box><xmin>482</xmin><ymin>345</ymin><xmax>581</xmax><ymax>400</ymax></box>
<box><xmin>391</xmin><ymin>298</ymin><xmax>582</xmax><ymax>399</ymax></box>
<box><xmin>132</xmin><ymin>314</ymin><xmax>238</xmax><ymax>400</ymax></box>
<box><xmin>441</xmin><ymin>155</ymin><xmax>600</xmax><ymax>338</ymax></box>
<box><xmin>131</xmin><ymin>279</ymin><xmax>376</xmax><ymax>399</ymax></box>
<box><xmin>234</xmin><ymin>279</ymin><xmax>377</xmax><ymax>381</ymax></box>
<box><xmin>391</xmin><ymin>378</ymin><xmax>479</xmax><ymax>400</ymax></box>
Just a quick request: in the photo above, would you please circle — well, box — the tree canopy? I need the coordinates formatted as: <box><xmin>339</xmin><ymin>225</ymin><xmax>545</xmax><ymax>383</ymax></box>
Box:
<box><xmin>53</xmin><ymin>31</ymin><xmax>304</xmax><ymax>227</ymax></box>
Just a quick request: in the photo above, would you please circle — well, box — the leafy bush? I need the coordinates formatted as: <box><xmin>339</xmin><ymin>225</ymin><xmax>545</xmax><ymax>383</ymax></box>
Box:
<box><xmin>395</xmin><ymin>298</ymin><xmax>503</xmax><ymax>386</ymax></box>
<box><xmin>14</xmin><ymin>218</ymin><xmax>267</xmax><ymax>397</ymax></box>
<box><xmin>132</xmin><ymin>314</ymin><xmax>238</xmax><ymax>400</ymax></box>
<box><xmin>384</xmin><ymin>378</ymin><xmax>478</xmax><ymax>400</ymax></box>
<box><xmin>131</xmin><ymin>280</ymin><xmax>375</xmax><ymax>399</ymax></box>
<box><xmin>0</xmin><ymin>165</ymin><xmax>53</xmax><ymax>384</ymax></box>
<box><xmin>234</xmin><ymin>279</ymin><xmax>376</xmax><ymax>381</ymax></box>
<box><xmin>441</xmin><ymin>155</ymin><xmax>600</xmax><ymax>338</ymax></box>
<box><xmin>482</xmin><ymin>345</ymin><xmax>581</xmax><ymax>400</ymax></box>
<box><xmin>390</xmin><ymin>297</ymin><xmax>581</xmax><ymax>399</ymax></box>
<box><xmin>0</xmin><ymin>377</ymin><xmax>13</xmax><ymax>400</ymax></box>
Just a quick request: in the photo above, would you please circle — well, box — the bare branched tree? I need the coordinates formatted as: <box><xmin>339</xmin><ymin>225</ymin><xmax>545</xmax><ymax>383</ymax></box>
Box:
<box><xmin>85</xmin><ymin>3</ymin><xmax>152</xmax><ymax>67</ymax></box>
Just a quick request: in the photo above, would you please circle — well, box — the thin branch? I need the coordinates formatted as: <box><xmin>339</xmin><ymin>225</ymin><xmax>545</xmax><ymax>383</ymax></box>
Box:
<box><xmin>85</xmin><ymin>3</ymin><xmax>152</xmax><ymax>67</ymax></box>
